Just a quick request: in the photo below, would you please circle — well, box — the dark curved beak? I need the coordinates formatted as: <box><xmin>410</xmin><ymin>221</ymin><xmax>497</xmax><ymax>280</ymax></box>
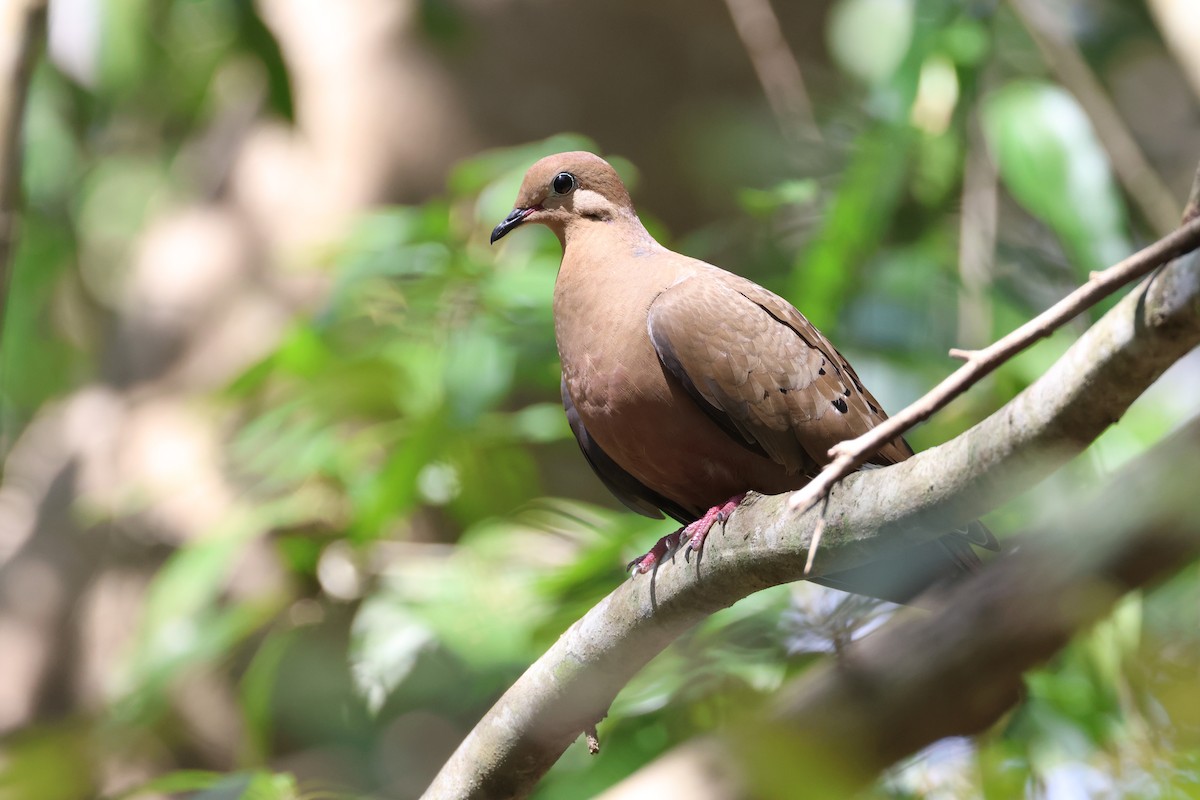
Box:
<box><xmin>490</xmin><ymin>208</ymin><xmax>532</xmax><ymax>244</ymax></box>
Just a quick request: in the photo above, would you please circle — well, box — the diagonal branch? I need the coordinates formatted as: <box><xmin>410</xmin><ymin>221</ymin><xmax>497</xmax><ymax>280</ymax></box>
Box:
<box><xmin>788</xmin><ymin>212</ymin><xmax>1200</xmax><ymax>566</ymax></box>
<box><xmin>421</xmin><ymin>221</ymin><xmax>1200</xmax><ymax>798</ymax></box>
<box><xmin>720</xmin><ymin>0</ymin><xmax>821</xmax><ymax>143</ymax></box>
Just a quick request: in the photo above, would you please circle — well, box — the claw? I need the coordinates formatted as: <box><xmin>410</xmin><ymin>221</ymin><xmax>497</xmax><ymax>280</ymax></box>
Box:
<box><xmin>629</xmin><ymin>494</ymin><xmax>747</xmax><ymax>573</ymax></box>
<box><xmin>627</xmin><ymin>530</ymin><xmax>682</xmax><ymax>574</ymax></box>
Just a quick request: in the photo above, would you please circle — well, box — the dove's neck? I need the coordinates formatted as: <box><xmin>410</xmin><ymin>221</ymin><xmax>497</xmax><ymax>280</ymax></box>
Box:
<box><xmin>556</xmin><ymin>207</ymin><xmax>650</xmax><ymax>249</ymax></box>
<box><xmin>552</xmin><ymin>213</ymin><xmax>688</xmax><ymax>382</ymax></box>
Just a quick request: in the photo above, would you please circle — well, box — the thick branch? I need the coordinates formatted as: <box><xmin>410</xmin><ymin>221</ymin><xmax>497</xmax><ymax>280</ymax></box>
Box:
<box><xmin>601</xmin><ymin>415</ymin><xmax>1200</xmax><ymax>798</ymax></box>
<box><xmin>421</xmin><ymin>232</ymin><xmax>1200</xmax><ymax>798</ymax></box>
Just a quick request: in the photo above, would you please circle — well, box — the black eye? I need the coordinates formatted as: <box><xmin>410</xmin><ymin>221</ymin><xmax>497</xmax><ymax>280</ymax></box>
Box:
<box><xmin>552</xmin><ymin>172</ymin><xmax>576</xmax><ymax>195</ymax></box>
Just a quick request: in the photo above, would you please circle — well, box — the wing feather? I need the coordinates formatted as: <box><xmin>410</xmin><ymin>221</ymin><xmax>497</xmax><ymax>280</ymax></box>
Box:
<box><xmin>647</xmin><ymin>271</ymin><xmax>913</xmax><ymax>476</ymax></box>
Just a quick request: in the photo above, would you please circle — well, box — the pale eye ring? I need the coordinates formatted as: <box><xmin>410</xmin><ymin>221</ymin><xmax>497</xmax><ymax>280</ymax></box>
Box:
<box><xmin>551</xmin><ymin>172</ymin><xmax>576</xmax><ymax>195</ymax></box>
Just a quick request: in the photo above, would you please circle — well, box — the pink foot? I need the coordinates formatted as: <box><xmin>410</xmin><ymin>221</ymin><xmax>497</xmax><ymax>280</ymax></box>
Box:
<box><xmin>627</xmin><ymin>494</ymin><xmax>747</xmax><ymax>575</ymax></box>
<box><xmin>681</xmin><ymin>494</ymin><xmax>746</xmax><ymax>557</ymax></box>
<box><xmin>625</xmin><ymin>529</ymin><xmax>684</xmax><ymax>574</ymax></box>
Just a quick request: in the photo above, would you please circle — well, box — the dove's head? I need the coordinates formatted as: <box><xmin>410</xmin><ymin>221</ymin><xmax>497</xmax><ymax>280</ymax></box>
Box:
<box><xmin>490</xmin><ymin>151</ymin><xmax>636</xmax><ymax>245</ymax></box>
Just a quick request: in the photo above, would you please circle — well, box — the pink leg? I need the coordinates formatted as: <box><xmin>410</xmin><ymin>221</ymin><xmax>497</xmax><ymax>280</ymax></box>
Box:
<box><xmin>627</xmin><ymin>493</ymin><xmax>747</xmax><ymax>575</ymax></box>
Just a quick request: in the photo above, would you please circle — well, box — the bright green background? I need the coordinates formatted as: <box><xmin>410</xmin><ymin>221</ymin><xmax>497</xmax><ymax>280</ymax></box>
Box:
<box><xmin>2</xmin><ymin>0</ymin><xmax>1199</xmax><ymax>798</ymax></box>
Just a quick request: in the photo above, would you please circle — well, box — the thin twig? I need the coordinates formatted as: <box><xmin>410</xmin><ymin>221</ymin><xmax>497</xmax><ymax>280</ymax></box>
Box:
<box><xmin>720</xmin><ymin>0</ymin><xmax>821</xmax><ymax>142</ymax></box>
<box><xmin>957</xmin><ymin>107</ymin><xmax>998</xmax><ymax>350</ymax></box>
<box><xmin>789</xmin><ymin>212</ymin><xmax>1200</xmax><ymax>527</ymax></box>
<box><xmin>947</xmin><ymin>347</ymin><xmax>975</xmax><ymax>362</ymax></box>
<box><xmin>1010</xmin><ymin>0</ymin><xmax>1181</xmax><ymax>236</ymax></box>
<box><xmin>801</xmin><ymin>491</ymin><xmax>829</xmax><ymax>576</ymax></box>
<box><xmin>1186</xmin><ymin>161</ymin><xmax>1200</xmax><ymax>224</ymax></box>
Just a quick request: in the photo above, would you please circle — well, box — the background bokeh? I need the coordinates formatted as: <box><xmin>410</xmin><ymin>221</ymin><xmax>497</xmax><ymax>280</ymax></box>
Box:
<box><xmin>2</xmin><ymin>0</ymin><xmax>1200</xmax><ymax>797</ymax></box>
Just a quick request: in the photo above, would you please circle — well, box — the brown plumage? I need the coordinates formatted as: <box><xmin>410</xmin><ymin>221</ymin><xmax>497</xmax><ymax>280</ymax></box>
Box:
<box><xmin>491</xmin><ymin>151</ymin><xmax>995</xmax><ymax>603</ymax></box>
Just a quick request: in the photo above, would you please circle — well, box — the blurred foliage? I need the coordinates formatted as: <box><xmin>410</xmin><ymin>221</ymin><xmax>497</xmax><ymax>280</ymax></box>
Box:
<box><xmin>983</xmin><ymin>80</ymin><xmax>1130</xmax><ymax>274</ymax></box>
<box><xmin>1</xmin><ymin>0</ymin><xmax>1199</xmax><ymax>799</ymax></box>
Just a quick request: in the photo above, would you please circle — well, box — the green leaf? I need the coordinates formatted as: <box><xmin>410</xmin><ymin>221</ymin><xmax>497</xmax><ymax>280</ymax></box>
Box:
<box><xmin>443</xmin><ymin>322</ymin><xmax>516</xmax><ymax>423</ymax></box>
<box><xmin>349</xmin><ymin>599</ymin><xmax>437</xmax><ymax>713</ymax></box>
<box><xmin>348</xmin><ymin>413</ymin><xmax>447</xmax><ymax>537</ymax></box>
<box><xmin>827</xmin><ymin>0</ymin><xmax>915</xmax><ymax>86</ymax></box>
<box><xmin>238</xmin><ymin>628</ymin><xmax>296</xmax><ymax>762</ymax></box>
<box><xmin>0</xmin><ymin>216</ymin><xmax>81</xmax><ymax>420</ymax></box>
<box><xmin>0</xmin><ymin>724</ymin><xmax>93</xmax><ymax>800</ymax></box>
<box><xmin>98</xmin><ymin>0</ymin><xmax>154</xmax><ymax>92</ymax></box>
<box><xmin>983</xmin><ymin>81</ymin><xmax>1130</xmax><ymax>274</ymax></box>
<box><xmin>114</xmin><ymin>770</ymin><xmax>225</xmax><ymax>799</ymax></box>
<box><xmin>118</xmin><ymin>512</ymin><xmax>286</xmax><ymax>720</ymax></box>
<box><xmin>190</xmin><ymin>771</ymin><xmax>299</xmax><ymax>800</ymax></box>
<box><xmin>792</xmin><ymin>124</ymin><xmax>917</xmax><ymax>330</ymax></box>
<box><xmin>737</xmin><ymin>179</ymin><xmax>819</xmax><ymax>217</ymax></box>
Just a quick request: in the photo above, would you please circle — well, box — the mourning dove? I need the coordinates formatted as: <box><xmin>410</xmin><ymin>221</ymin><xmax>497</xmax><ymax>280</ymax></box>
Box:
<box><xmin>491</xmin><ymin>152</ymin><xmax>996</xmax><ymax>602</ymax></box>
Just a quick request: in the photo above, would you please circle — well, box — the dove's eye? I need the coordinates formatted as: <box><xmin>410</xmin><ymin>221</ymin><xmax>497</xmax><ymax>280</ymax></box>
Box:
<box><xmin>551</xmin><ymin>172</ymin><xmax>576</xmax><ymax>195</ymax></box>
